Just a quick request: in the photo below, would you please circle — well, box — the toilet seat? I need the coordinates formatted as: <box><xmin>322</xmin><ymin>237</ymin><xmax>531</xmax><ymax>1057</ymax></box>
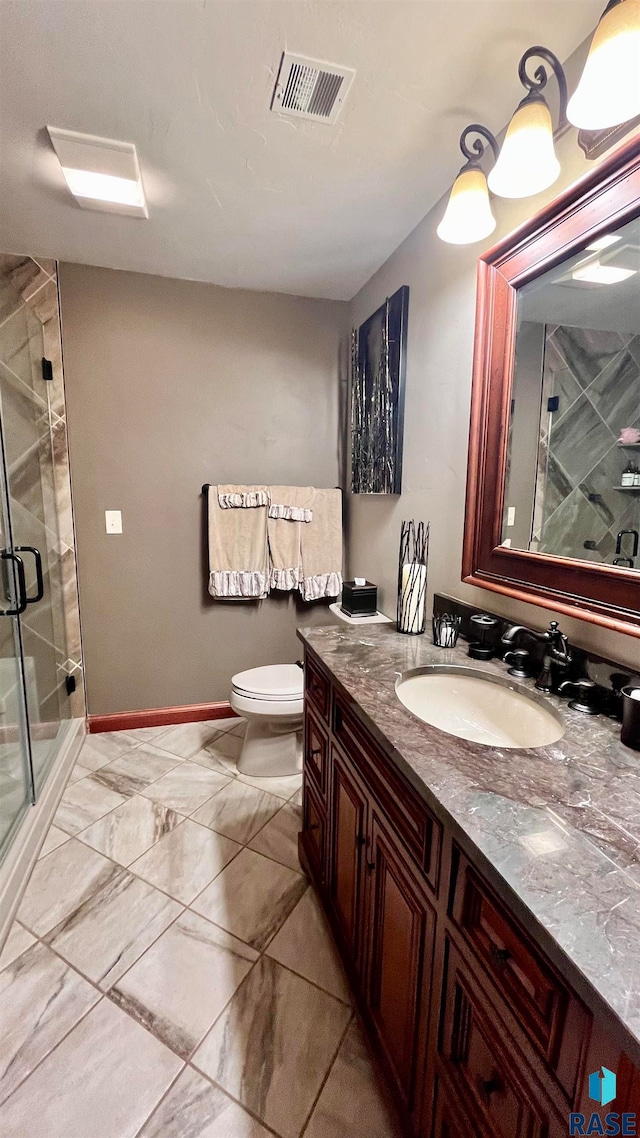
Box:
<box><xmin>231</xmin><ymin>663</ymin><xmax>303</xmax><ymax>702</ymax></box>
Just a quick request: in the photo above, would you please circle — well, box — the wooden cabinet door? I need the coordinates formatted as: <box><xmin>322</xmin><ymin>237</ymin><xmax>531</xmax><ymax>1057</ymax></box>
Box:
<box><xmin>431</xmin><ymin>1070</ymin><xmax>483</xmax><ymax>1138</ymax></box>
<box><xmin>441</xmin><ymin>943</ymin><xmax>556</xmax><ymax>1138</ymax></box>
<box><xmin>327</xmin><ymin>743</ymin><xmax>368</xmax><ymax>972</ymax></box>
<box><xmin>301</xmin><ymin>778</ymin><xmax>327</xmax><ymax>888</ymax></box>
<box><xmin>365</xmin><ymin>811</ymin><xmax>437</xmax><ymax>1115</ymax></box>
<box><xmin>304</xmin><ymin>709</ymin><xmax>329</xmax><ymax>799</ymax></box>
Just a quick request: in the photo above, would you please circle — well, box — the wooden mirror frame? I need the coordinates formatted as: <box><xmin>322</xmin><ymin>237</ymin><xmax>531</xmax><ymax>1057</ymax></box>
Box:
<box><xmin>463</xmin><ymin>134</ymin><xmax>640</xmax><ymax>638</ymax></box>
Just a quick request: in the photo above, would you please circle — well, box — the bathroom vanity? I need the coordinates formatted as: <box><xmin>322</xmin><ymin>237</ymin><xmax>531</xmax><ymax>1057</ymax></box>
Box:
<box><xmin>298</xmin><ymin>623</ymin><xmax>640</xmax><ymax>1137</ymax></box>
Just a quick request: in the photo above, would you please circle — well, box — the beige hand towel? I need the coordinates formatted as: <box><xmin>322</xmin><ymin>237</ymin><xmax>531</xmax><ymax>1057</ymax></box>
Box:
<box><xmin>218</xmin><ymin>484</ymin><xmax>269</xmax><ymax>509</ymax></box>
<box><xmin>208</xmin><ymin>486</ymin><xmax>269</xmax><ymax>598</ymax></box>
<box><xmin>267</xmin><ymin>486</ymin><xmax>314</xmax><ymax>591</ymax></box>
<box><xmin>300</xmin><ymin>488</ymin><xmax>343</xmax><ymax>601</ymax></box>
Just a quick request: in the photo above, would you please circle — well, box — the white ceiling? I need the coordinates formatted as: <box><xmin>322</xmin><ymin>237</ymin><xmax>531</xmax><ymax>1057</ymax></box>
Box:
<box><xmin>0</xmin><ymin>0</ymin><xmax>604</xmax><ymax>300</ymax></box>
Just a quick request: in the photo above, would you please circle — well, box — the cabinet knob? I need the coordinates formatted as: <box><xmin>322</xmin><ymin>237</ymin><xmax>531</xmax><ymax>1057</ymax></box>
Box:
<box><xmin>478</xmin><ymin>1075</ymin><xmax>503</xmax><ymax>1100</ymax></box>
<box><xmin>310</xmin><ymin>746</ymin><xmax>322</xmax><ymax>758</ymax></box>
<box><xmin>308</xmin><ymin>823</ymin><xmax>319</xmax><ymax>831</ymax></box>
<box><xmin>490</xmin><ymin>944</ymin><xmax>511</xmax><ymax>968</ymax></box>
<box><xmin>355</xmin><ymin>834</ymin><xmax>366</xmax><ymax>847</ymax></box>
<box><xmin>366</xmin><ymin>860</ymin><xmax>375</xmax><ymax>872</ymax></box>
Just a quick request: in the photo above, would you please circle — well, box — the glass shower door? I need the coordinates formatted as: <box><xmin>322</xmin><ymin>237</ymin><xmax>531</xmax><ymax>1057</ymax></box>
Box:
<box><xmin>0</xmin><ymin>416</ymin><xmax>33</xmax><ymax>863</ymax></box>
<box><xmin>0</xmin><ymin>267</ymin><xmax>70</xmax><ymax>794</ymax></box>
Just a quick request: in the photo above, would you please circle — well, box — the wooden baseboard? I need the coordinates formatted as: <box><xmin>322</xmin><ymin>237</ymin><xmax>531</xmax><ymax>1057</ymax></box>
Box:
<box><xmin>88</xmin><ymin>701</ymin><xmax>238</xmax><ymax>734</ymax></box>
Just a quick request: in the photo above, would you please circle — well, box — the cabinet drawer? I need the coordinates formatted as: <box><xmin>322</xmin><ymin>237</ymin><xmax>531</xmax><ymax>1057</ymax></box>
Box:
<box><xmin>302</xmin><ymin>779</ymin><xmax>327</xmax><ymax>887</ymax></box>
<box><xmin>305</xmin><ymin>654</ymin><xmax>330</xmax><ymax>721</ymax></box>
<box><xmin>333</xmin><ymin>694</ymin><xmax>441</xmax><ymax>891</ymax></box>
<box><xmin>304</xmin><ymin>709</ymin><xmax>328</xmax><ymax>797</ymax></box>
<box><xmin>441</xmin><ymin>943</ymin><xmax>557</xmax><ymax>1138</ymax></box>
<box><xmin>451</xmin><ymin>853</ymin><xmax>587</xmax><ymax>1098</ymax></box>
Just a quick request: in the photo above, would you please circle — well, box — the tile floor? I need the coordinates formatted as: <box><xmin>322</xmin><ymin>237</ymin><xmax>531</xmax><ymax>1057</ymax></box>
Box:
<box><xmin>0</xmin><ymin>718</ymin><xmax>403</xmax><ymax>1138</ymax></box>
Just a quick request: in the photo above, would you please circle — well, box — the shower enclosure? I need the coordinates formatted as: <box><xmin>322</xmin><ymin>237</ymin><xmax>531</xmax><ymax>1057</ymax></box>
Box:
<box><xmin>0</xmin><ymin>255</ymin><xmax>85</xmax><ymax>872</ymax></box>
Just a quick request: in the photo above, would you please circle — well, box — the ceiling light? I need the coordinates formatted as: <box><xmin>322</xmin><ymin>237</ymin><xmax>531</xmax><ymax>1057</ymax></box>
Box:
<box><xmin>587</xmin><ymin>233</ymin><xmax>622</xmax><ymax>250</ymax></box>
<box><xmin>488</xmin><ymin>47</ymin><xmax>566</xmax><ymax>200</ymax></box>
<box><xmin>572</xmin><ymin>260</ymin><xmax>637</xmax><ymax>283</ymax></box>
<box><xmin>567</xmin><ymin>0</ymin><xmax>640</xmax><ymax>130</ymax></box>
<box><xmin>437</xmin><ymin>125</ymin><xmax>498</xmax><ymax>245</ymax></box>
<box><xmin>47</xmin><ymin>126</ymin><xmax>148</xmax><ymax>217</ymax></box>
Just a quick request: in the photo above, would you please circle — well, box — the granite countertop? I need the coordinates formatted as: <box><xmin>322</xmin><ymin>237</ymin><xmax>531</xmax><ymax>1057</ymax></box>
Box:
<box><xmin>298</xmin><ymin>621</ymin><xmax>640</xmax><ymax>1060</ymax></box>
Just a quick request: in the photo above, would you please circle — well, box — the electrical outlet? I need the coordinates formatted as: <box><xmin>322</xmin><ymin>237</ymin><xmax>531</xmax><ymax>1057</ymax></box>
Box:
<box><xmin>506</xmin><ymin>506</ymin><xmax>516</xmax><ymax>527</ymax></box>
<box><xmin>105</xmin><ymin>510</ymin><xmax>122</xmax><ymax>534</ymax></box>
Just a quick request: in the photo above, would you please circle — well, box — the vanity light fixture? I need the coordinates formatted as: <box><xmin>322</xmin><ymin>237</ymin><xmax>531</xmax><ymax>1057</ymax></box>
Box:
<box><xmin>436</xmin><ymin>124</ymin><xmax>499</xmax><ymax>245</ymax></box>
<box><xmin>567</xmin><ymin>0</ymin><xmax>640</xmax><ymax>130</ymax></box>
<box><xmin>488</xmin><ymin>47</ymin><xmax>567</xmax><ymax>199</ymax></box>
<box><xmin>571</xmin><ymin>259</ymin><xmax>637</xmax><ymax>283</ymax></box>
<box><xmin>47</xmin><ymin>127</ymin><xmax>148</xmax><ymax>217</ymax></box>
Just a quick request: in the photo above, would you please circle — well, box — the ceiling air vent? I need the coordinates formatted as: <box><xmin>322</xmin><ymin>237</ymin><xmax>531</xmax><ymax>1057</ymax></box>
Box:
<box><xmin>271</xmin><ymin>53</ymin><xmax>355</xmax><ymax>124</ymax></box>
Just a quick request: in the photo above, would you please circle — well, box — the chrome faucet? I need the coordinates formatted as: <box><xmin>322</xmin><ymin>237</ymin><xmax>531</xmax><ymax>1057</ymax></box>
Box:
<box><xmin>501</xmin><ymin>620</ymin><xmax>572</xmax><ymax>692</ymax></box>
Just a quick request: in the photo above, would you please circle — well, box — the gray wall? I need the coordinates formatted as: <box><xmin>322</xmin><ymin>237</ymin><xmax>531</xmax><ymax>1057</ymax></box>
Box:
<box><xmin>59</xmin><ymin>264</ymin><xmax>345</xmax><ymax>715</ymax></box>
<box><xmin>346</xmin><ymin>124</ymin><xmax>640</xmax><ymax>673</ymax></box>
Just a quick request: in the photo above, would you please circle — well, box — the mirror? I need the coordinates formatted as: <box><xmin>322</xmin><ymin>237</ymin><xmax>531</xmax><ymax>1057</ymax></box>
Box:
<box><xmin>503</xmin><ymin>214</ymin><xmax>640</xmax><ymax>569</ymax></box>
<box><xmin>463</xmin><ymin>136</ymin><xmax>640</xmax><ymax>638</ymax></box>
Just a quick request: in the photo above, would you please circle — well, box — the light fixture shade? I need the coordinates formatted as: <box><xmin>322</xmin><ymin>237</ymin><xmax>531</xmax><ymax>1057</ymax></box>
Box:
<box><xmin>436</xmin><ymin>165</ymin><xmax>496</xmax><ymax>245</ymax></box>
<box><xmin>488</xmin><ymin>98</ymin><xmax>560</xmax><ymax>199</ymax></box>
<box><xmin>567</xmin><ymin>0</ymin><xmax>640</xmax><ymax>129</ymax></box>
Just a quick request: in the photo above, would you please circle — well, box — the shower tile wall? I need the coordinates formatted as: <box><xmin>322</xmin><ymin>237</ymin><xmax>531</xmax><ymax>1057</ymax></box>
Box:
<box><xmin>533</xmin><ymin>325</ymin><xmax>640</xmax><ymax>563</ymax></box>
<box><xmin>0</xmin><ymin>255</ymin><xmax>85</xmax><ymax>723</ymax></box>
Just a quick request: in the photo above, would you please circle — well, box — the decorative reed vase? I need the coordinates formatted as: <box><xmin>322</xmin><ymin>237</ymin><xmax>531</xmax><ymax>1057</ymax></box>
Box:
<box><xmin>397</xmin><ymin>520</ymin><xmax>429</xmax><ymax>634</ymax></box>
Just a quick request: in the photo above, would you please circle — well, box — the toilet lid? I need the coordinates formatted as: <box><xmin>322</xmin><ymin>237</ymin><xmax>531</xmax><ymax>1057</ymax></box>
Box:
<box><xmin>232</xmin><ymin>663</ymin><xmax>303</xmax><ymax>700</ymax></box>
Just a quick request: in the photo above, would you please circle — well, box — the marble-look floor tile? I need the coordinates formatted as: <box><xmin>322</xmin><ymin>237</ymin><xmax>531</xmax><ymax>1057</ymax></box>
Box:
<box><xmin>55</xmin><ymin>775</ymin><xmax>126</xmax><ymax>835</ymax></box>
<box><xmin>131</xmin><ymin>818</ymin><xmax>241</xmax><ymax>904</ymax></box>
<box><xmin>192</xmin><ymin>779</ymin><xmax>283</xmax><ymax>845</ymax></box>
<box><xmin>156</xmin><ymin>722</ymin><xmax>232</xmax><ymax>760</ymax></box>
<box><xmin>289</xmin><ymin>786</ymin><xmax>302</xmax><ymax>806</ymax></box>
<box><xmin>0</xmin><ymin>924</ymin><xmax>35</xmax><ymax>971</ymax></box>
<box><xmin>37</xmin><ymin>823</ymin><xmax>70</xmax><ymax>859</ymax></box>
<box><xmin>65</xmin><ymin>762</ymin><xmax>88</xmax><ymax>785</ymax></box>
<box><xmin>248</xmin><ymin>803</ymin><xmax>302</xmax><ymax>873</ymax></box>
<box><xmin>237</xmin><ymin>770</ymin><xmax>303</xmax><ymax>802</ymax></box>
<box><xmin>141</xmin><ymin>762</ymin><xmax>231</xmax><ymax>816</ymax></box>
<box><xmin>76</xmin><ymin>732</ymin><xmax>139</xmax><ymax>771</ymax></box>
<box><xmin>266</xmin><ymin>888</ymin><xmax>351</xmax><ymax>1004</ymax></box>
<box><xmin>193</xmin><ymin>955</ymin><xmax>351</xmax><ymax>1138</ymax></box>
<box><xmin>123</xmin><ymin>725</ymin><xmax>174</xmax><ymax>743</ymax></box>
<box><xmin>91</xmin><ymin>744</ymin><xmax>182</xmax><ymax>797</ymax></box>
<box><xmin>111</xmin><ymin>910</ymin><xmax>257</xmax><ymax>1059</ymax></box>
<box><xmin>137</xmin><ymin>1065</ymin><xmax>271</xmax><ymax>1137</ymax></box>
<box><xmin>224</xmin><ymin>717</ymin><xmax>247</xmax><ymax>737</ymax></box>
<box><xmin>0</xmin><ymin>996</ymin><xmax>182</xmax><ymax>1138</ymax></box>
<box><xmin>0</xmin><ymin>940</ymin><xmax>99</xmax><ymax>1104</ymax></box>
<box><xmin>45</xmin><ymin>868</ymin><xmax>181</xmax><ymax>989</ymax></box>
<box><xmin>77</xmin><ymin>794</ymin><xmax>182</xmax><ymax>866</ymax></box>
<box><xmin>190</xmin><ymin>729</ymin><xmax>243</xmax><ymax>774</ymax></box>
<box><xmin>192</xmin><ymin>848</ymin><xmax>307</xmax><ymax>951</ymax></box>
<box><xmin>18</xmin><ymin>839</ymin><xmax>118</xmax><ymax>937</ymax></box>
<box><xmin>304</xmin><ymin>1020</ymin><xmax>403</xmax><ymax>1138</ymax></box>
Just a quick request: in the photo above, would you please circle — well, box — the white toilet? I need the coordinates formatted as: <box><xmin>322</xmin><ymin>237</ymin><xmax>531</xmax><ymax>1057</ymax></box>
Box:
<box><xmin>230</xmin><ymin>663</ymin><xmax>304</xmax><ymax>776</ymax></box>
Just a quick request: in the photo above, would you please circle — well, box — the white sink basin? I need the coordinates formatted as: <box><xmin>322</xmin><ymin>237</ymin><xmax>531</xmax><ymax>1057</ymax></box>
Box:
<box><xmin>396</xmin><ymin>667</ymin><xmax>565</xmax><ymax>749</ymax></box>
